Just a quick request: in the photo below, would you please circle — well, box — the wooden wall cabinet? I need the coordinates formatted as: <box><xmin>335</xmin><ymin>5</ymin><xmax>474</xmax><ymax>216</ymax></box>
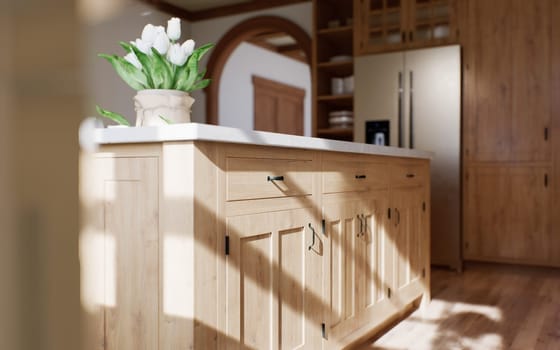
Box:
<box><xmin>461</xmin><ymin>0</ymin><xmax>559</xmax><ymax>267</ymax></box>
<box><xmin>81</xmin><ymin>140</ymin><xmax>430</xmax><ymax>349</ymax></box>
<box><xmin>354</xmin><ymin>0</ymin><xmax>458</xmax><ymax>55</ymax></box>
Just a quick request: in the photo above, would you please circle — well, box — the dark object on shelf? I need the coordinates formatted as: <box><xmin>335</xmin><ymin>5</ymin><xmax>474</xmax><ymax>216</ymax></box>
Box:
<box><xmin>366</xmin><ymin>120</ymin><xmax>390</xmax><ymax>146</ymax></box>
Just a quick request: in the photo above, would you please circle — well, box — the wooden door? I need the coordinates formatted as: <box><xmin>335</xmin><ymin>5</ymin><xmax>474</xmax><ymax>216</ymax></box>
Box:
<box><xmin>323</xmin><ymin>198</ymin><xmax>361</xmax><ymax>339</ymax></box>
<box><xmin>356</xmin><ymin>190</ymin><xmax>390</xmax><ymax>319</ymax></box>
<box><xmin>464</xmin><ymin>166</ymin><xmax>551</xmax><ymax>264</ymax></box>
<box><xmin>225</xmin><ymin>208</ymin><xmax>322</xmax><ymax>350</ymax></box>
<box><xmin>253</xmin><ymin>75</ymin><xmax>305</xmax><ymax>136</ymax></box>
<box><xmin>391</xmin><ymin>186</ymin><xmax>424</xmax><ymax>294</ymax></box>
<box><xmin>88</xmin><ymin>157</ymin><xmax>160</xmax><ymax>350</ymax></box>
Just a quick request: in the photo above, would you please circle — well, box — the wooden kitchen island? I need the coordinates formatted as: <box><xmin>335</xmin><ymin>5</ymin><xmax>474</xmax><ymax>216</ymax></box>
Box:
<box><xmin>80</xmin><ymin>123</ymin><xmax>432</xmax><ymax>350</ymax></box>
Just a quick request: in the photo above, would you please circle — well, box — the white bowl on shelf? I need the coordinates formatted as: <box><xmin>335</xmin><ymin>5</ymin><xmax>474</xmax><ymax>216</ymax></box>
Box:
<box><xmin>329</xmin><ymin>110</ymin><xmax>354</xmax><ymax>128</ymax></box>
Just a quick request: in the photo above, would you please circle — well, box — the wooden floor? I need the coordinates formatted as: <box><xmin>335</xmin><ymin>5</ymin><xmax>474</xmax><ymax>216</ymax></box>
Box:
<box><xmin>357</xmin><ymin>263</ymin><xmax>560</xmax><ymax>350</ymax></box>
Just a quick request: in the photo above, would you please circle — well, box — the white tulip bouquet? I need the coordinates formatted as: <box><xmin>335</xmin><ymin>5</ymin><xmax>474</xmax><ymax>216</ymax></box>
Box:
<box><xmin>97</xmin><ymin>17</ymin><xmax>214</xmax><ymax>125</ymax></box>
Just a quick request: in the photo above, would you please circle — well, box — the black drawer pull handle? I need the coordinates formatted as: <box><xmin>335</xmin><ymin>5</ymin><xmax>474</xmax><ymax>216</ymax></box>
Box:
<box><xmin>355</xmin><ymin>175</ymin><xmax>367</xmax><ymax>179</ymax></box>
<box><xmin>267</xmin><ymin>175</ymin><xmax>284</xmax><ymax>182</ymax></box>
<box><xmin>406</xmin><ymin>173</ymin><xmax>415</xmax><ymax>178</ymax></box>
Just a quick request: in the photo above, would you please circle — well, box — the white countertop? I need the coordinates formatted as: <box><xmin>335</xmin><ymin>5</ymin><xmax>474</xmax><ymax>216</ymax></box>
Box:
<box><xmin>94</xmin><ymin>123</ymin><xmax>433</xmax><ymax>159</ymax></box>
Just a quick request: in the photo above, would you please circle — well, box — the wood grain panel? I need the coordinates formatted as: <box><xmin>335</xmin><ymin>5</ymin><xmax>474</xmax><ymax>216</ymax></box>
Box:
<box><xmin>465</xmin><ymin>166</ymin><xmax>550</xmax><ymax>263</ymax></box>
<box><xmin>225</xmin><ymin>208</ymin><xmax>320</xmax><ymax>349</ymax></box>
<box><xmin>279</xmin><ymin>228</ymin><xmax>305</xmax><ymax>350</ymax></box>
<box><xmin>254</xmin><ymin>92</ymin><xmax>277</xmax><ymax>133</ymax></box>
<box><xmin>241</xmin><ymin>233</ymin><xmax>274</xmax><ymax>349</ymax></box>
<box><xmin>226</xmin><ymin>157</ymin><xmax>313</xmax><ymax>201</ymax></box>
<box><xmin>511</xmin><ymin>0</ymin><xmax>550</xmax><ymax>161</ymax></box>
<box><xmin>469</xmin><ymin>0</ymin><xmax>513</xmax><ymax>161</ymax></box>
<box><xmin>100</xmin><ymin>157</ymin><xmax>159</xmax><ymax>350</ymax></box>
<box><xmin>360</xmin><ymin>191</ymin><xmax>390</xmax><ymax>311</ymax></box>
<box><xmin>253</xmin><ymin>75</ymin><xmax>305</xmax><ymax>136</ymax></box>
<box><xmin>323</xmin><ymin>199</ymin><xmax>359</xmax><ymax>332</ymax></box>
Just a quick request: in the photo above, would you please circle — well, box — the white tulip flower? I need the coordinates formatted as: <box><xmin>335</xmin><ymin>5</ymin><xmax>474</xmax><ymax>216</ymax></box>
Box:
<box><xmin>181</xmin><ymin>39</ymin><xmax>195</xmax><ymax>57</ymax></box>
<box><xmin>167</xmin><ymin>43</ymin><xmax>188</xmax><ymax>66</ymax></box>
<box><xmin>132</xmin><ymin>38</ymin><xmax>152</xmax><ymax>55</ymax></box>
<box><xmin>167</xmin><ymin>17</ymin><xmax>181</xmax><ymax>41</ymax></box>
<box><xmin>124</xmin><ymin>52</ymin><xmax>142</xmax><ymax>69</ymax></box>
<box><xmin>153</xmin><ymin>32</ymin><xmax>170</xmax><ymax>55</ymax></box>
<box><xmin>141</xmin><ymin>24</ymin><xmax>158</xmax><ymax>45</ymax></box>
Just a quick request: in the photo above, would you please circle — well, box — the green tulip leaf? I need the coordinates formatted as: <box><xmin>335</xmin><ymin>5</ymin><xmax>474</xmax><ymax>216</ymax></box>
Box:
<box><xmin>122</xmin><ymin>41</ymin><xmax>156</xmax><ymax>89</ymax></box>
<box><xmin>190</xmin><ymin>78</ymin><xmax>211</xmax><ymax>91</ymax></box>
<box><xmin>96</xmin><ymin>105</ymin><xmax>131</xmax><ymax>126</ymax></box>
<box><xmin>159</xmin><ymin>115</ymin><xmax>173</xmax><ymax>124</ymax></box>
<box><xmin>98</xmin><ymin>53</ymin><xmax>147</xmax><ymax>90</ymax></box>
<box><xmin>151</xmin><ymin>48</ymin><xmax>174</xmax><ymax>89</ymax></box>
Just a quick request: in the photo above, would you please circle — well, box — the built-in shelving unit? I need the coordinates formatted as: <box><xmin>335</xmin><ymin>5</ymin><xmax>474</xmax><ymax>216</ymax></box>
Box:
<box><xmin>312</xmin><ymin>0</ymin><xmax>355</xmax><ymax>141</ymax></box>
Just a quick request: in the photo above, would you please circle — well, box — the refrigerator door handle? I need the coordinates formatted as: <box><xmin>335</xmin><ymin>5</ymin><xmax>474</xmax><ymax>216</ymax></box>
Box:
<box><xmin>398</xmin><ymin>71</ymin><xmax>403</xmax><ymax>147</ymax></box>
<box><xmin>409</xmin><ymin>70</ymin><xmax>414</xmax><ymax>149</ymax></box>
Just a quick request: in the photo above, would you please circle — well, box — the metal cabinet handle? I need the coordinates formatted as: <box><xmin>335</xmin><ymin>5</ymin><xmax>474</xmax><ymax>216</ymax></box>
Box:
<box><xmin>267</xmin><ymin>175</ymin><xmax>284</xmax><ymax>182</ymax></box>
<box><xmin>394</xmin><ymin>208</ymin><xmax>400</xmax><ymax>227</ymax></box>
<box><xmin>357</xmin><ymin>215</ymin><xmax>363</xmax><ymax>237</ymax></box>
<box><xmin>398</xmin><ymin>71</ymin><xmax>404</xmax><ymax>147</ymax></box>
<box><xmin>355</xmin><ymin>175</ymin><xmax>367</xmax><ymax>179</ymax></box>
<box><xmin>406</xmin><ymin>173</ymin><xmax>415</xmax><ymax>178</ymax></box>
<box><xmin>308</xmin><ymin>223</ymin><xmax>317</xmax><ymax>251</ymax></box>
<box><xmin>409</xmin><ymin>70</ymin><xmax>414</xmax><ymax>149</ymax></box>
<box><xmin>362</xmin><ymin>215</ymin><xmax>367</xmax><ymax>237</ymax></box>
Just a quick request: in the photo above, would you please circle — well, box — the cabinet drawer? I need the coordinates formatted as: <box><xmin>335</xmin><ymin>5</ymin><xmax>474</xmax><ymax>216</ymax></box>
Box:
<box><xmin>226</xmin><ymin>157</ymin><xmax>313</xmax><ymax>201</ymax></box>
<box><xmin>322</xmin><ymin>159</ymin><xmax>388</xmax><ymax>194</ymax></box>
<box><xmin>391</xmin><ymin>163</ymin><xmax>428</xmax><ymax>187</ymax></box>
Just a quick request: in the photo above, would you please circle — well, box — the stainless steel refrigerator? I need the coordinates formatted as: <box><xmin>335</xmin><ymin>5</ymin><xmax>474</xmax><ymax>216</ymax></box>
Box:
<box><xmin>354</xmin><ymin>45</ymin><xmax>461</xmax><ymax>270</ymax></box>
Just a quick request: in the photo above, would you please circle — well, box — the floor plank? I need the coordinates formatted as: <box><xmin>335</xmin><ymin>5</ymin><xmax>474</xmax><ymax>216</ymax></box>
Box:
<box><xmin>357</xmin><ymin>262</ymin><xmax>560</xmax><ymax>350</ymax></box>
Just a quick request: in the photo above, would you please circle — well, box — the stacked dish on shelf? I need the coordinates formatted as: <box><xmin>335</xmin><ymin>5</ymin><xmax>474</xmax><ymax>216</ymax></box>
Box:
<box><xmin>328</xmin><ymin>110</ymin><xmax>353</xmax><ymax>129</ymax></box>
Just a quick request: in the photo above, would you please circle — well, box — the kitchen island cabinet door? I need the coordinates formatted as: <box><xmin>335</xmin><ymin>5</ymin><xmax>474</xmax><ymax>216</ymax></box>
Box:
<box><xmin>224</xmin><ymin>208</ymin><xmax>322</xmax><ymax>350</ymax></box>
<box><xmin>392</xmin><ymin>187</ymin><xmax>424</xmax><ymax>288</ymax></box>
<box><xmin>322</xmin><ymin>198</ymin><xmax>362</xmax><ymax>342</ymax></box>
<box><xmin>356</xmin><ymin>190</ymin><xmax>391</xmax><ymax>324</ymax></box>
<box><xmin>81</xmin><ymin>155</ymin><xmax>160</xmax><ymax>350</ymax></box>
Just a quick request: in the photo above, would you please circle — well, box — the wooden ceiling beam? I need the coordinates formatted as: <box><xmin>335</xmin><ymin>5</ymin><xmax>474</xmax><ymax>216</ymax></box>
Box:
<box><xmin>277</xmin><ymin>43</ymin><xmax>301</xmax><ymax>53</ymax></box>
<box><xmin>150</xmin><ymin>0</ymin><xmax>310</xmax><ymax>22</ymax></box>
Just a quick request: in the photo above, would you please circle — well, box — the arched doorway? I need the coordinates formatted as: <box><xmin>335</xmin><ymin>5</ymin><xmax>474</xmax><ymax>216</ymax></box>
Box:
<box><xmin>205</xmin><ymin>16</ymin><xmax>312</xmax><ymax>125</ymax></box>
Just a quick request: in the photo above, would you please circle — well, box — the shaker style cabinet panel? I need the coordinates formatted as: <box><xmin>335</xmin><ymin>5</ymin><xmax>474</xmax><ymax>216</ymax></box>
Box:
<box><xmin>390</xmin><ymin>186</ymin><xmax>425</xmax><ymax>295</ymax></box>
<box><xmin>355</xmin><ymin>0</ymin><xmax>458</xmax><ymax>55</ymax></box>
<box><xmin>224</xmin><ymin>209</ymin><xmax>322</xmax><ymax>350</ymax></box>
<box><xmin>89</xmin><ymin>157</ymin><xmax>160</xmax><ymax>350</ymax></box>
<box><xmin>323</xmin><ymin>198</ymin><xmax>363</xmax><ymax>339</ymax></box>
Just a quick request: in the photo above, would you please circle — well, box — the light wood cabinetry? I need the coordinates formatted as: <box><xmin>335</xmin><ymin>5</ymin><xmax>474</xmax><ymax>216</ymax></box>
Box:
<box><xmin>461</xmin><ymin>0</ymin><xmax>557</xmax><ymax>267</ymax></box>
<box><xmin>463</xmin><ymin>0</ymin><xmax>551</xmax><ymax>163</ymax></box>
<box><xmin>225</xmin><ymin>208</ymin><xmax>321</xmax><ymax>350</ymax></box>
<box><xmin>81</xmin><ymin>141</ymin><xmax>430</xmax><ymax>349</ymax></box>
<box><xmin>312</xmin><ymin>0</ymin><xmax>355</xmax><ymax>141</ymax></box>
<box><xmin>354</xmin><ymin>0</ymin><xmax>458</xmax><ymax>55</ymax></box>
<box><xmin>321</xmin><ymin>154</ymin><xmax>429</xmax><ymax>348</ymax></box>
<box><xmin>464</xmin><ymin>165</ymin><xmax>551</xmax><ymax>265</ymax></box>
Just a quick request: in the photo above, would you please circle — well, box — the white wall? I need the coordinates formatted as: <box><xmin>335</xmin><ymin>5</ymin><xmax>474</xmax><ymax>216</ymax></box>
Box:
<box><xmin>189</xmin><ymin>2</ymin><xmax>312</xmax><ymax>124</ymax></box>
<box><xmin>220</xmin><ymin>42</ymin><xmax>311</xmax><ymax>135</ymax></box>
<box><xmin>84</xmin><ymin>2</ymin><xmax>191</xmax><ymax>124</ymax></box>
